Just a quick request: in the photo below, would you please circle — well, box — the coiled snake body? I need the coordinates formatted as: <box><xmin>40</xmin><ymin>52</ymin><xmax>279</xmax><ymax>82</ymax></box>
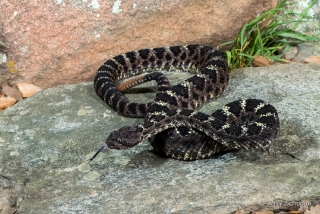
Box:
<box><xmin>91</xmin><ymin>45</ymin><xmax>280</xmax><ymax>161</ymax></box>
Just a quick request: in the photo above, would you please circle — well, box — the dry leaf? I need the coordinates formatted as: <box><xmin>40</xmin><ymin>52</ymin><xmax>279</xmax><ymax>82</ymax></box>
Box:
<box><xmin>304</xmin><ymin>204</ymin><xmax>320</xmax><ymax>214</ymax></box>
<box><xmin>16</xmin><ymin>82</ymin><xmax>42</xmax><ymax>98</ymax></box>
<box><xmin>0</xmin><ymin>94</ymin><xmax>17</xmax><ymax>110</ymax></box>
<box><xmin>304</xmin><ymin>55</ymin><xmax>320</xmax><ymax>65</ymax></box>
<box><xmin>290</xmin><ymin>211</ymin><xmax>301</xmax><ymax>214</ymax></box>
<box><xmin>234</xmin><ymin>209</ymin><xmax>246</xmax><ymax>214</ymax></box>
<box><xmin>1</xmin><ymin>81</ymin><xmax>23</xmax><ymax>101</ymax></box>
<box><xmin>256</xmin><ymin>211</ymin><xmax>274</xmax><ymax>214</ymax></box>
<box><xmin>254</xmin><ymin>55</ymin><xmax>272</xmax><ymax>67</ymax></box>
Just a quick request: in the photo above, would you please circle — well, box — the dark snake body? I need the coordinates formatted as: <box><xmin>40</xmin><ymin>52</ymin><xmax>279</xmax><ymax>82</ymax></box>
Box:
<box><xmin>94</xmin><ymin>45</ymin><xmax>228</xmax><ymax>117</ymax></box>
<box><xmin>92</xmin><ymin>45</ymin><xmax>280</xmax><ymax>161</ymax></box>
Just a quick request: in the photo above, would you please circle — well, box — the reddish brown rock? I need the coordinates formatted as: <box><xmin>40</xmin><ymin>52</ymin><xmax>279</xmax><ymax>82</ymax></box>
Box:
<box><xmin>0</xmin><ymin>0</ymin><xmax>276</xmax><ymax>89</ymax></box>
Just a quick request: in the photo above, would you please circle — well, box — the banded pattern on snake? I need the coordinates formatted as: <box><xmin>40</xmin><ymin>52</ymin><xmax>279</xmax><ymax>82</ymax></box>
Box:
<box><xmin>91</xmin><ymin>45</ymin><xmax>280</xmax><ymax>161</ymax></box>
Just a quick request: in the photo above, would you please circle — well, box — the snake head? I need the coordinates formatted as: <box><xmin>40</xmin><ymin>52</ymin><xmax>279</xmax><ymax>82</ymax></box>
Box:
<box><xmin>89</xmin><ymin>125</ymin><xmax>144</xmax><ymax>162</ymax></box>
<box><xmin>106</xmin><ymin>126</ymin><xmax>144</xmax><ymax>149</ymax></box>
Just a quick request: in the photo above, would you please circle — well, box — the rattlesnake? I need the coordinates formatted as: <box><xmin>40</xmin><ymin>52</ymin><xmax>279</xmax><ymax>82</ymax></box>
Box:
<box><xmin>91</xmin><ymin>45</ymin><xmax>280</xmax><ymax>161</ymax></box>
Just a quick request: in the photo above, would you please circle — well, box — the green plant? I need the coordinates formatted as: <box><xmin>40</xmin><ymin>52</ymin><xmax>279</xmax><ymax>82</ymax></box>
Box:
<box><xmin>218</xmin><ymin>0</ymin><xmax>320</xmax><ymax>70</ymax></box>
<box><xmin>0</xmin><ymin>41</ymin><xmax>5</xmax><ymax>46</ymax></box>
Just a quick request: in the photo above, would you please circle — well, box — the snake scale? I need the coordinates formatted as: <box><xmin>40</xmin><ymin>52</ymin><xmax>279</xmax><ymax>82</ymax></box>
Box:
<box><xmin>91</xmin><ymin>44</ymin><xmax>280</xmax><ymax>161</ymax></box>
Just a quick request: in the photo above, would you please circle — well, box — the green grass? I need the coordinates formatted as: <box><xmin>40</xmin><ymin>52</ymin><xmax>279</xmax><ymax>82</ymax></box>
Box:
<box><xmin>218</xmin><ymin>0</ymin><xmax>320</xmax><ymax>70</ymax></box>
<box><xmin>0</xmin><ymin>41</ymin><xmax>4</xmax><ymax>46</ymax></box>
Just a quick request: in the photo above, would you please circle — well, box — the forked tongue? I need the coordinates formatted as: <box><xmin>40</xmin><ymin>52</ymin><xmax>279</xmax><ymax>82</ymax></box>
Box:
<box><xmin>89</xmin><ymin>144</ymin><xmax>108</xmax><ymax>162</ymax></box>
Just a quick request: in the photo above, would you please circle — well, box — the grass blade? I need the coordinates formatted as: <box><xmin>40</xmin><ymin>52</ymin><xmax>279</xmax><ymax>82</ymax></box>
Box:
<box><xmin>218</xmin><ymin>0</ymin><xmax>320</xmax><ymax>70</ymax></box>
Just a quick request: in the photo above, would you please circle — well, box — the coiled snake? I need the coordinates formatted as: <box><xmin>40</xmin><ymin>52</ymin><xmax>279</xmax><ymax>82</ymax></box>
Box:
<box><xmin>90</xmin><ymin>45</ymin><xmax>280</xmax><ymax>161</ymax></box>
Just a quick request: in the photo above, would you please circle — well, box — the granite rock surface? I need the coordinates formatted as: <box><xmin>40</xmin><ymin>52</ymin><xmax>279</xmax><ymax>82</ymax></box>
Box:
<box><xmin>1</xmin><ymin>62</ymin><xmax>320</xmax><ymax>213</ymax></box>
<box><xmin>0</xmin><ymin>0</ymin><xmax>275</xmax><ymax>88</ymax></box>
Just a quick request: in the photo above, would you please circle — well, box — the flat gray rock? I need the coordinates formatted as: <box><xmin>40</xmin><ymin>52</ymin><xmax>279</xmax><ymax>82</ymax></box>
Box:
<box><xmin>1</xmin><ymin>62</ymin><xmax>320</xmax><ymax>213</ymax></box>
